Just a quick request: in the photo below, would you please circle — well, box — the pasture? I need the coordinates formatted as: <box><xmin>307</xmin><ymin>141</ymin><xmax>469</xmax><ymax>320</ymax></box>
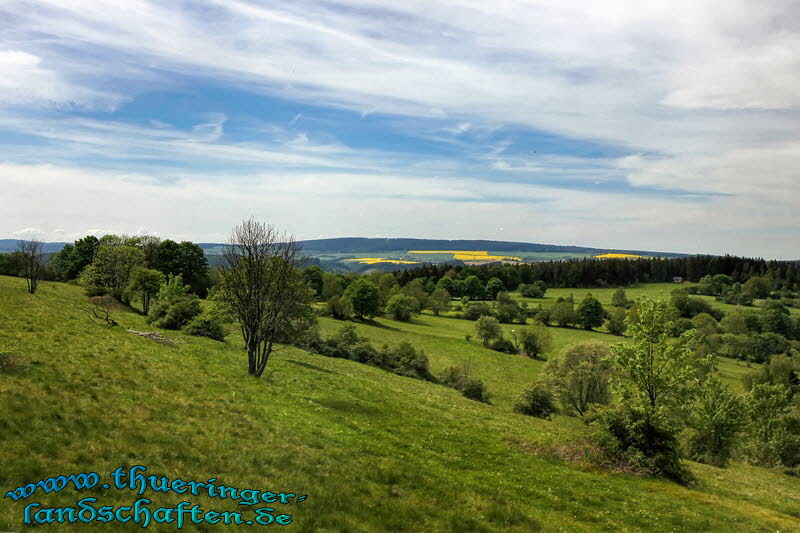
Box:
<box><xmin>1</xmin><ymin>275</ymin><xmax>798</xmax><ymax>531</ymax></box>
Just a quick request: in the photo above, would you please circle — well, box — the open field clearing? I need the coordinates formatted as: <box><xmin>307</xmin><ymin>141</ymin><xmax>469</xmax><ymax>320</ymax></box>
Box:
<box><xmin>1</xmin><ymin>275</ymin><xmax>798</xmax><ymax>531</ymax></box>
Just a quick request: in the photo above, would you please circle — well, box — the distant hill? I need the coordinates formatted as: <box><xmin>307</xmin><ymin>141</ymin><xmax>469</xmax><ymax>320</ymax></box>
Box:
<box><xmin>0</xmin><ymin>237</ymin><xmax>687</xmax><ymax>257</ymax></box>
<box><xmin>0</xmin><ymin>239</ymin><xmax>69</xmax><ymax>253</ymax></box>
<box><xmin>285</xmin><ymin>237</ymin><xmax>686</xmax><ymax>257</ymax></box>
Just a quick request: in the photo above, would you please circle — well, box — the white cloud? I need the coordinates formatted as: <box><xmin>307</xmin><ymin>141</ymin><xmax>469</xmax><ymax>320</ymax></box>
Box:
<box><xmin>0</xmin><ymin>162</ymin><xmax>795</xmax><ymax>258</ymax></box>
<box><xmin>0</xmin><ymin>1</ymin><xmax>798</xmax><ymax>256</ymax></box>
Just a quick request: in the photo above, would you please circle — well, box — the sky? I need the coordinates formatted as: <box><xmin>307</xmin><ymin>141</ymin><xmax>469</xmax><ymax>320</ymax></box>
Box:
<box><xmin>1</xmin><ymin>1</ymin><xmax>799</xmax><ymax>258</ymax></box>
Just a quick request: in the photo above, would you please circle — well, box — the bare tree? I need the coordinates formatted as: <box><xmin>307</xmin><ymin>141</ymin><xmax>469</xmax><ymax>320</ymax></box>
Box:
<box><xmin>217</xmin><ymin>219</ymin><xmax>312</xmax><ymax>378</ymax></box>
<box><xmin>85</xmin><ymin>296</ymin><xmax>118</xmax><ymax>326</ymax></box>
<box><xmin>17</xmin><ymin>239</ymin><xmax>45</xmax><ymax>294</ymax></box>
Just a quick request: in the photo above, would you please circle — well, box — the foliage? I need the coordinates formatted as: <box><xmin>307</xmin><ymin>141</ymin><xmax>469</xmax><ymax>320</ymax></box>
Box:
<box><xmin>149</xmin><ymin>297</ymin><xmax>202</xmax><ymax>330</ymax></box>
<box><xmin>463</xmin><ymin>302</ymin><xmax>493</xmax><ymax>320</ymax></box>
<box><xmin>741</xmin><ymin>384</ymin><xmax>800</xmax><ymax>468</ymax></box>
<box><xmin>611</xmin><ymin>287</ymin><xmax>628</xmax><ymax>307</ymax></box>
<box><xmin>343</xmin><ymin>278</ymin><xmax>380</xmax><ymax>319</ymax></box>
<box><xmin>600</xmin><ymin>297</ymin><xmax>712</xmax><ymax>481</ymax></box>
<box><xmin>510</xmin><ymin>323</ymin><xmax>552</xmax><ymax>358</ymax></box>
<box><xmin>80</xmin><ymin>244</ymin><xmax>145</xmax><ymax>300</ymax></box>
<box><xmin>681</xmin><ymin>376</ymin><xmax>745</xmax><ymax>466</ymax></box>
<box><xmin>575</xmin><ymin>293</ymin><xmax>605</xmax><ymax>330</ymax></box>
<box><xmin>50</xmin><ymin>235</ymin><xmax>99</xmax><ymax>281</ymax></box>
<box><xmin>605</xmin><ymin>308</ymin><xmax>627</xmax><ymax>336</ymax></box>
<box><xmin>611</xmin><ymin>298</ymin><xmax>710</xmax><ymax>412</ymax></box>
<box><xmin>151</xmin><ymin>240</ymin><xmax>210</xmax><ymax>296</ymax></box>
<box><xmin>744</xmin><ymin>355</ymin><xmax>799</xmax><ymax>396</ymax></box>
<box><xmin>588</xmin><ymin>403</ymin><xmax>691</xmax><ymax>483</ymax></box>
<box><xmin>490</xmin><ymin>336</ymin><xmax>516</xmax><ymax>354</ymax></box>
<box><xmin>474</xmin><ymin>315</ymin><xmax>502</xmax><ymax>347</ymax></box>
<box><xmin>125</xmin><ymin>267</ymin><xmax>165</xmax><ymax>315</ymax></box>
<box><xmin>551</xmin><ymin>300</ymin><xmax>576</xmax><ymax>327</ymax></box>
<box><xmin>518</xmin><ymin>280</ymin><xmax>547</xmax><ymax>298</ymax></box>
<box><xmin>485</xmin><ymin>277</ymin><xmax>505</xmax><ymax>300</ymax></box>
<box><xmin>545</xmin><ymin>342</ymin><xmax>612</xmax><ymax>416</ymax></box>
<box><xmin>303</xmin><ymin>265</ymin><xmax>325</xmax><ymax>299</ymax></box>
<box><xmin>439</xmin><ymin>361</ymin><xmax>491</xmax><ymax>402</ymax></box>
<box><xmin>426</xmin><ymin>288</ymin><xmax>451</xmax><ymax>316</ymax></box>
<box><xmin>463</xmin><ymin>275</ymin><xmax>484</xmax><ymax>300</ymax></box>
<box><xmin>386</xmin><ymin>293</ymin><xmax>418</xmax><ymax>321</ymax></box>
<box><xmin>513</xmin><ymin>381</ymin><xmax>558</xmax><ymax>419</ymax></box>
<box><xmin>401</xmin><ymin>279</ymin><xmax>428</xmax><ymax>310</ymax></box>
<box><xmin>183</xmin><ymin>314</ymin><xmax>226</xmax><ymax>341</ymax></box>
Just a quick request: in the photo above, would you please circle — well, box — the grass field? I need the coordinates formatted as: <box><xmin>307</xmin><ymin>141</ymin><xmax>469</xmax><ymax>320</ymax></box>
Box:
<box><xmin>1</xmin><ymin>275</ymin><xmax>798</xmax><ymax>531</ymax></box>
<box><xmin>513</xmin><ymin>283</ymin><xmax>800</xmax><ymax>317</ymax></box>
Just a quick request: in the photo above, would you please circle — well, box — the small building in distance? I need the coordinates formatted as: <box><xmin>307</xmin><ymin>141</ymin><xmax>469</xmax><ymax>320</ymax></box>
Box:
<box><xmin>673</xmin><ymin>276</ymin><xmax>683</xmax><ymax>283</ymax></box>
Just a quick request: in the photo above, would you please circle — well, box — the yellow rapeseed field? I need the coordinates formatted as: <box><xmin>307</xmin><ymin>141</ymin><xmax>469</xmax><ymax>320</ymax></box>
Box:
<box><xmin>594</xmin><ymin>253</ymin><xmax>645</xmax><ymax>259</ymax></box>
<box><xmin>409</xmin><ymin>250</ymin><xmax>522</xmax><ymax>261</ymax></box>
<box><xmin>343</xmin><ymin>257</ymin><xmax>419</xmax><ymax>265</ymax></box>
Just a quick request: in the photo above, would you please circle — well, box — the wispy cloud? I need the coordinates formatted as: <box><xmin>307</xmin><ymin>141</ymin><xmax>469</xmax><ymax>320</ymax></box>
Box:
<box><xmin>0</xmin><ymin>0</ymin><xmax>798</xmax><ymax>256</ymax></box>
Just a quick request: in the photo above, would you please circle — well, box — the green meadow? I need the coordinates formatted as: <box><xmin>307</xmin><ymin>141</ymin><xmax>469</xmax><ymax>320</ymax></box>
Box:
<box><xmin>1</xmin><ymin>275</ymin><xmax>799</xmax><ymax>531</ymax></box>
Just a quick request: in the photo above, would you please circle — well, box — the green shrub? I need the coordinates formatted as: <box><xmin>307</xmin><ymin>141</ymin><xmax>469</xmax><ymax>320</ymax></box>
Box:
<box><xmin>490</xmin><ymin>337</ymin><xmax>516</xmax><ymax>353</ymax></box>
<box><xmin>680</xmin><ymin>377</ymin><xmax>744</xmax><ymax>467</ymax></box>
<box><xmin>439</xmin><ymin>363</ymin><xmax>490</xmax><ymax>403</ymax></box>
<box><xmin>84</xmin><ymin>285</ymin><xmax>108</xmax><ymax>297</ymax></box>
<box><xmin>183</xmin><ymin>315</ymin><xmax>226</xmax><ymax>341</ymax></box>
<box><xmin>513</xmin><ymin>382</ymin><xmax>558</xmax><ymax>419</ymax></box>
<box><xmin>464</xmin><ymin>302</ymin><xmax>494</xmax><ymax>321</ymax></box>
<box><xmin>386</xmin><ymin>293</ymin><xmax>418</xmax><ymax>321</ymax></box>
<box><xmin>588</xmin><ymin>404</ymin><xmax>692</xmax><ymax>483</ymax></box>
<box><xmin>149</xmin><ymin>298</ymin><xmax>202</xmax><ymax>329</ymax></box>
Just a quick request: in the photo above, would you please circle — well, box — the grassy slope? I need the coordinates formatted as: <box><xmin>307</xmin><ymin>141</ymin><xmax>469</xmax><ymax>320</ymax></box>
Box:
<box><xmin>1</xmin><ymin>276</ymin><xmax>799</xmax><ymax>532</ymax></box>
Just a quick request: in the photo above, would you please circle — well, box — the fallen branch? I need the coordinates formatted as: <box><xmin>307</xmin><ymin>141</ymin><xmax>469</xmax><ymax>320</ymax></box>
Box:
<box><xmin>127</xmin><ymin>329</ymin><xmax>177</xmax><ymax>346</ymax></box>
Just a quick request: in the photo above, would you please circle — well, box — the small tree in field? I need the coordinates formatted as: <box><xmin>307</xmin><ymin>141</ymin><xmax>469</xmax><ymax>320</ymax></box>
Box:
<box><xmin>217</xmin><ymin>219</ymin><xmax>313</xmax><ymax>378</ymax></box>
<box><xmin>475</xmin><ymin>316</ymin><xmax>502</xmax><ymax>347</ymax></box>
<box><xmin>511</xmin><ymin>322</ymin><xmax>552</xmax><ymax>358</ymax></box>
<box><xmin>613</xmin><ymin>298</ymin><xmax>710</xmax><ymax>412</ymax></box>
<box><xmin>343</xmin><ymin>278</ymin><xmax>380</xmax><ymax>320</ymax></box>
<box><xmin>576</xmin><ymin>293</ymin><xmax>605</xmax><ymax>330</ymax></box>
<box><xmin>546</xmin><ymin>342</ymin><xmax>612</xmax><ymax>416</ymax></box>
<box><xmin>611</xmin><ymin>287</ymin><xmax>628</xmax><ymax>307</ymax></box>
<box><xmin>18</xmin><ymin>239</ymin><xmax>45</xmax><ymax>294</ymax></box>
<box><xmin>126</xmin><ymin>267</ymin><xmax>165</xmax><ymax>315</ymax></box>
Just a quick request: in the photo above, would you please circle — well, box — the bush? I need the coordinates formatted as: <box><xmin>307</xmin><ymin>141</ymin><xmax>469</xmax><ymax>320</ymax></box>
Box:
<box><xmin>464</xmin><ymin>302</ymin><xmax>493</xmax><ymax>320</ymax></box>
<box><xmin>84</xmin><ymin>285</ymin><xmax>108</xmax><ymax>297</ymax></box>
<box><xmin>183</xmin><ymin>315</ymin><xmax>226</xmax><ymax>341</ymax></box>
<box><xmin>518</xmin><ymin>281</ymin><xmax>547</xmax><ymax>298</ymax></box>
<box><xmin>381</xmin><ymin>341</ymin><xmax>433</xmax><ymax>381</ymax></box>
<box><xmin>740</xmin><ymin>383</ymin><xmax>800</xmax><ymax>468</ymax></box>
<box><xmin>324</xmin><ymin>295</ymin><xmax>353</xmax><ymax>319</ymax></box>
<box><xmin>149</xmin><ymin>298</ymin><xmax>202</xmax><ymax>329</ymax></box>
<box><xmin>490</xmin><ymin>336</ymin><xmax>516</xmax><ymax>353</ymax></box>
<box><xmin>511</xmin><ymin>323</ymin><xmax>552</xmax><ymax>358</ymax></box>
<box><xmin>439</xmin><ymin>363</ymin><xmax>491</xmax><ymax>403</ymax></box>
<box><xmin>588</xmin><ymin>404</ymin><xmax>692</xmax><ymax>483</ymax></box>
<box><xmin>386</xmin><ymin>293</ymin><xmax>418</xmax><ymax>321</ymax></box>
<box><xmin>545</xmin><ymin>342</ymin><xmax>612</xmax><ymax>416</ymax></box>
<box><xmin>147</xmin><ymin>276</ymin><xmax>202</xmax><ymax>329</ymax></box>
<box><xmin>475</xmin><ymin>315</ymin><xmax>502</xmax><ymax>347</ymax></box>
<box><xmin>605</xmin><ymin>308</ymin><xmax>627</xmax><ymax>336</ymax></box>
<box><xmin>513</xmin><ymin>382</ymin><xmax>558</xmax><ymax>419</ymax></box>
<box><xmin>680</xmin><ymin>377</ymin><xmax>744</xmax><ymax>466</ymax></box>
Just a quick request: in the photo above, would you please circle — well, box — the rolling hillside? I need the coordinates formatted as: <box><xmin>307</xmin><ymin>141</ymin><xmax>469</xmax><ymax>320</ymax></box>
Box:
<box><xmin>1</xmin><ymin>275</ymin><xmax>798</xmax><ymax>531</ymax></box>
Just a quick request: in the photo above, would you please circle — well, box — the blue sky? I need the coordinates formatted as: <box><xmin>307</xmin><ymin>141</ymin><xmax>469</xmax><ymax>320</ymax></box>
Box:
<box><xmin>1</xmin><ymin>1</ymin><xmax>798</xmax><ymax>257</ymax></box>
